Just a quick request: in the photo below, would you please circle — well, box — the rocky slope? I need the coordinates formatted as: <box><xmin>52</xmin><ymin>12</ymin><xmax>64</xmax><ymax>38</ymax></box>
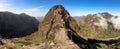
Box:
<box><xmin>0</xmin><ymin>12</ymin><xmax>39</xmax><ymax>38</ymax></box>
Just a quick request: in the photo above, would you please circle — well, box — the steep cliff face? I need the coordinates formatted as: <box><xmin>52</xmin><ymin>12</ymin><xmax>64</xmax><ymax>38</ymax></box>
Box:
<box><xmin>39</xmin><ymin>5</ymin><xmax>80</xmax><ymax>39</ymax></box>
<box><xmin>38</xmin><ymin>5</ymin><xmax>85</xmax><ymax>49</ymax></box>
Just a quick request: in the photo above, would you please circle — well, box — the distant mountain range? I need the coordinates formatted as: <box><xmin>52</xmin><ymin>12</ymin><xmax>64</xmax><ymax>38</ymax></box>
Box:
<box><xmin>35</xmin><ymin>17</ymin><xmax>44</xmax><ymax>22</ymax></box>
<box><xmin>75</xmin><ymin>12</ymin><xmax>120</xmax><ymax>29</ymax></box>
<box><xmin>75</xmin><ymin>12</ymin><xmax>120</xmax><ymax>38</ymax></box>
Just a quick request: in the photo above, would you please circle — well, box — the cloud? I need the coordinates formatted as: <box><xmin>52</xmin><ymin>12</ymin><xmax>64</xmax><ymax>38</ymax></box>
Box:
<box><xmin>94</xmin><ymin>13</ymin><xmax>120</xmax><ymax>29</ymax></box>
<box><xmin>0</xmin><ymin>0</ymin><xmax>11</xmax><ymax>8</ymax></box>
<box><xmin>0</xmin><ymin>0</ymin><xmax>45</xmax><ymax>17</ymax></box>
<box><xmin>94</xmin><ymin>14</ymin><xmax>108</xmax><ymax>29</ymax></box>
<box><xmin>109</xmin><ymin>16</ymin><xmax>120</xmax><ymax>29</ymax></box>
<box><xmin>23</xmin><ymin>6</ymin><xmax>45</xmax><ymax>17</ymax></box>
<box><xmin>24</xmin><ymin>6</ymin><xmax>44</xmax><ymax>12</ymax></box>
<box><xmin>0</xmin><ymin>0</ymin><xmax>12</xmax><ymax>11</ymax></box>
<box><xmin>0</xmin><ymin>3</ymin><xmax>11</xmax><ymax>8</ymax></box>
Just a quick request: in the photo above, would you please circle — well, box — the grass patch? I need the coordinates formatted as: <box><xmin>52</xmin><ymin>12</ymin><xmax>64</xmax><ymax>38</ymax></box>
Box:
<box><xmin>16</xmin><ymin>41</ymin><xmax>32</xmax><ymax>46</ymax></box>
<box><xmin>97</xmin><ymin>44</ymin><xmax>107</xmax><ymax>49</ymax></box>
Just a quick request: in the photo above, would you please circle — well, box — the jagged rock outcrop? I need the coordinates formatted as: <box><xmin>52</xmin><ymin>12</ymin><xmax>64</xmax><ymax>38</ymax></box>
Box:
<box><xmin>0</xmin><ymin>12</ymin><xmax>39</xmax><ymax>38</ymax></box>
<box><xmin>38</xmin><ymin>5</ymin><xmax>86</xmax><ymax>49</ymax></box>
<box><xmin>39</xmin><ymin>5</ymin><xmax>81</xmax><ymax>39</ymax></box>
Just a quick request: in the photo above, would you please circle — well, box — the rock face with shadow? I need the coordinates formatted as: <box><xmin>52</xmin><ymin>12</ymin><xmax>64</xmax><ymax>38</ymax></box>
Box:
<box><xmin>0</xmin><ymin>12</ymin><xmax>39</xmax><ymax>38</ymax></box>
<box><xmin>38</xmin><ymin>5</ymin><xmax>84</xmax><ymax>49</ymax></box>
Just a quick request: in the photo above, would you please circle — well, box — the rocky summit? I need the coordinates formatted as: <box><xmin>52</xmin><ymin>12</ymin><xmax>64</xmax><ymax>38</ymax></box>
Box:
<box><xmin>38</xmin><ymin>5</ymin><xmax>87</xmax><ymax>49</ymax></box>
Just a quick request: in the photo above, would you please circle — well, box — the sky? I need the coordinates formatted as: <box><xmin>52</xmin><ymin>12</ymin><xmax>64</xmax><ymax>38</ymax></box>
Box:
<box><xmin>0</xmin><ymin>0</ymin><xmax>120</xmax><ymax>17</ymax></box>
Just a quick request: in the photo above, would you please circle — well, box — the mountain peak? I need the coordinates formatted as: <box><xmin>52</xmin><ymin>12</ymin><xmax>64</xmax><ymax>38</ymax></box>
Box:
<box><xmin>38</xmin><ymin>5</ymin><xmax>82</xmax><ymax>49</ymax></box>
<box><xmin>51</xmin><ymin>5</ymin><xmax>65</xmax><ymax>10</ymax></box>
<box><xmin>39</xmin><ymin>5</ymin><xmax>80</xmax><ymax>37</ymax></box>
<box><xmin>43</xmin><ymin>5</ymin><xmax>70</xmax><ymax>21</ymax></box>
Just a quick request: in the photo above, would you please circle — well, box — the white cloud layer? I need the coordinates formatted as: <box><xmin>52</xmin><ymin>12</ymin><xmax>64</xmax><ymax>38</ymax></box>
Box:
<box><xmin>23</xmin><ymin>6</ymin><xmax>45</xmax><ymax>17</ymax></box>
<box><xmin>109</xmin><ymin>16</ymin><xmax>120</xmax><ymax>29</ymax></box>
<box><xmin>94</xmin><ymin>13</ymin><xmax>120</xmax><ymax>29</ymax></box>
<box><xmin>0</xmin><ymin>3</ymin><xmax>11</xmax><ymax>8</ymax></box>
<box><xmin>0</xmin><ymin>0</ymin><xmax>11</xmax><ymax>7</ymax></box>
<box><xmin>0</xmin><ymin>0</ymin><xmax>11</xmax><ymax>11</ymax></box>
<box><xmin>94</xmin><ymin>14</ymin><xmax>108</xmax><ymax>29</ymax></box>
<box><xmin>0</xmin><ymin>0</ymin><xmax>45</xmax><ymax>17</ymax></box>
<box><xmin>24</xmin><ymin>6</ymin><xmax>44</xmax><ymax>12</ymax></box>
